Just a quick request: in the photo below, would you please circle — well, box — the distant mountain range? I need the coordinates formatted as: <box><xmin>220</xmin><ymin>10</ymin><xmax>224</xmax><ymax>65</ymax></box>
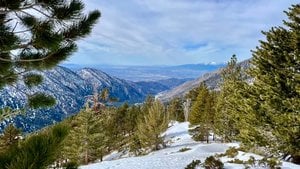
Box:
<box><xmin>62</xmin><ymin>63</ymin><xmax>225</xmax><ymax>82</ymax></box>
<box><xmin>0</xmin><ymin>62</ymin><xmax>229</xmax><ymax>132</ymax></box>
<box><xmin>0</xmin><ymin>67</ymin><xmax>190</xmax><ymax>132</ymax></box>
<box><xmin>156</xmin><ymin>59</ymin><xmax>251</xmax><ymax>102</ymax></box>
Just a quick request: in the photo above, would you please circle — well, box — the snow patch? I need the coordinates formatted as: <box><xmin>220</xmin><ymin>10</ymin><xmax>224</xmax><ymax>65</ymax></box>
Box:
<box><xmin>81</xmin><ymin>122</ymin><xmax>300</xmax><ymax>169</ymax></box>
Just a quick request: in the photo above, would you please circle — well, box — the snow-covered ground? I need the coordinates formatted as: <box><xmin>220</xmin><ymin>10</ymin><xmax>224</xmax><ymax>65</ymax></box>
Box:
<box><xmin>80</xmin><ymin>122</ymin><xmax>300</xmax><ymax>169</ymax></box>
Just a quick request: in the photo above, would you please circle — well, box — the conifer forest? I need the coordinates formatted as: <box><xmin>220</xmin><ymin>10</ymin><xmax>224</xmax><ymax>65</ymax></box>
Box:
<box><xmin>0</xmin><ymin>1</ymin><xmax>299</xmax><ymax>169</ymax></box>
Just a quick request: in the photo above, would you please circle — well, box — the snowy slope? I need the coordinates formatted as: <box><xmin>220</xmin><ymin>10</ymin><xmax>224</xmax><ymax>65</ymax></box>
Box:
<box><xmin>81</xmin><ymin>122</ymin><xmax>300</xmax><ymax>169</ymax></box>
<box><xmin>157</xmin><ymin>59</ymin><xmax>251</xmax><ymax>102</ymax></box>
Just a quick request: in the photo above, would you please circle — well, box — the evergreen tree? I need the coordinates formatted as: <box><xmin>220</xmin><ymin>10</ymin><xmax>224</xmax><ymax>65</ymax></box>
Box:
<box><xmin>167</xmin><ymin>97</ymin><xmax>185</xmax><ymax>122</ymax></box>
<box><xmin>189</xmin><ymin>83</ymin><xmax>210</xmax><ymax>125</ymax></box>
<box><xmin>0</xmin><ymin>0</ymin><xmax>100</xmax><ymax>108</ymax></box>
<box><xmin>214</xmin><ymin>55</ymin><xmax>245</xmax><ymax>142</ymax></box>
<box><xmin>137</xmin><ymin>100</ymin><xmax>169</xmax><ymax>151</ymax></box>
<box><xmin>0</xmin><ymin>124</ymin><xmax>69</xmax><ymax>169</ymax></box>
<box><xmin>125</xmin><ymin>105</ymin><xmax>141</xmax><ymax>135</ymax></box>
<box><xmin>0</xmin><ymin>124</ymin><xmax>21</xmax><ymax>153</ymax></box>
<box><xmin>0</xmin><ymin>0</ymin><xmax>100</xmax><ymax>167</ymax></box>
<box><xmin>62</xmin><ymin>98</ymin><xmax>111</xmax><ymax>164</ymax></box>
<box><xmin>243</xmin><ymin>4</ymin><xmax>300</xmax><ymax>163</ymax></box>
<box><xmin>189</xmin><ymin>83</ymin><xmax>215</xmax><ymax>143</ymax></box>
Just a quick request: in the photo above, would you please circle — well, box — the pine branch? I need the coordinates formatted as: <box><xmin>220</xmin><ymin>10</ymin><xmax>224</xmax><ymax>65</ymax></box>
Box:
<box><xmin>0</xmin><ymin>3</ymin><xmax>37</xmax><ymax>14</ymax></box>
<box><xmin>32</xmin><ymin>7</ymin><xmax>52</xmax><ymax>18</ymax></box>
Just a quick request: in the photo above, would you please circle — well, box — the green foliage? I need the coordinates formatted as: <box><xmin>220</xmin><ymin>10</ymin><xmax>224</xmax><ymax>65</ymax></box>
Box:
<box><xmin>0</xmin><ymin>107</ymin><xmax>24</xmax><ymax>121</ymax></box>
<box><xmin>189</xmin><ymin>126</ymin><xmax>209</xmax><ymax>142</ymax></box>
<box><xmin>61</xmin><ymin>92</ymin><xmax>136</xmax><ymax>165</ymax></box>
<box><xmin>214</xmin><ymin>55</ymin><xmax>246</xmax><ymax>142</ymax></box>
<box><xmin>179</xmin><ymin>147</ymin><xmax>191</xmax><ymax>152</ymax></box>
<box><xmin>137</xmin><ymin>100</ymin><xmax>169</xmax><ymax>151</ymax></box>
<box><xmin>258</xmin><ymin>157</ymin><xmax>282</xmax><ymax>169</ymax></box>
<box><xmin>243</xmin><ymin>156</ymin><xmax>282</xmax><ymax>169</ymax></box>
<box><xmin>246</xmin><ymin>156</ymin><xmax>256</xmax><ymax>166</ymax></box>
<box><xmin>0</xmin><ymin>0</ymin><xmax>100</xmax><ymax>108</ymax></box>
<box><xmin>63</xmin><ymin>161</ymin><xmax>79</xmax><ymax>169</ymax></box>
<box><xmin>240</xmin><ymin>4</ymin><xmax>300</xmax><ymax>163</ymax></box>
<box><xmin>167</xmin><ymin>97</ymin><xmax>185</xmax><ymax>122</ymax></box>
<box><xmin>227</xmin><ymin>159</ymin><xmax>244</xmax><ymax>164</ymax></box>
<box><xmin>225</xmin><ymin>147</ymin><xmax>239</xmax><ymax>158</ymax></box>
<box><xmin>28</xmin><ymin>93</ymin><xmax>56</xmax><ymax>108</ymax></box>
<box><xmin>61</xmin><ymin>108</ymin><xmax>110</xmax><ymax>164</ymax></box>
<box><xmin>0</xmin><ymin>124</ymin><xmax>21</xmax><ymax>153</ymax></box>
<box><xmin>203</xmin><ymin>156</ymin><xmax>224</xmax><ymax>169</ymax></box>
<box><xmin>129</xmin><ymin>133</ymin><xmax>143</xmax><ymax>156</ymax></box>
<box><xmin>188</xmin><ymin>83</ymin><xmax>216</xmax><ymax>143</ymax></box>
<box><xmin>185</xmin><ymin>159</ymin><xmax>201</xmax><ymax>169</ymax></box>
<box><xmin>189</xmin><ymin>83</ymin><xmax>209</xmax><ymax>125</ymax></box>
<box><xmin>0</xmin><ymin>124</ymin><xmax>69</xmax><ymax>169</ymax></box>
<box><xmin>23</xmin><ymin>74</ymin><xmax>43</xmax><ymax>88</ymax></box>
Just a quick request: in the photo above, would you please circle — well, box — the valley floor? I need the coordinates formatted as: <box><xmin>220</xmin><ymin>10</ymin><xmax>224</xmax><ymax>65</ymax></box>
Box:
<box><xmin>80</xmin><ymin>122</ymin><xmax>300</xmax><ymax>169</ymax></box>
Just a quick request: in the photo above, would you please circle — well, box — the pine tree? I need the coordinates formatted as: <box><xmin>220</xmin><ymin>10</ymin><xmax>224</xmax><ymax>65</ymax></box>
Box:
<box><xmin>0</xmin><ymin>1</ymin><xmax>100</xmax><ymax>167</ymax></box>
<box><xmin>167</xmin><ymin>97</ymin><xmax>185</xmax><ymax>122</ymax></box>
<box><xmin>125</xmin><ymin>105</ymin><xmax>141</xmax><ymax>135</ymax></box>
<box><xmin>214</xmin><ymin>55</ymin><xmax>246</xmax><ymax>142</ymax></box>
<box><xmin>137</xmin><ymin>100</ymin><xmax>169</xmax><ymax>151</ymax></box>
<box><xmin>62</xmin><ymin>99</ymin><xmax>111</xmax><ymax>164</ymax></box>
<box><xmin>0</xmin><ymin>124</ymin><xmax>21</xmax><ymax>153</ymax></box>
<box><xmin>0</xmin><ymin>124</ymin><xmax>69</xmax><ymax>169</ymax></box>
<box><xmin>189</xmin><ymin>83</ymin><xmax>210</xmax><ymax>125</ymax></box>
<box><xmin>243</xmin><ymin>4</ymin><xmax>300</xmax><ymax>163</ymax></box>
<box><xmin>189</xmin><ymin>83</ymin><xmax>215</xmax><ymax>143</ymax></box>
<box><xmin>0</xmin><ymin>0</ymin><xmax>100</xmax><ymax>108</ymax></box>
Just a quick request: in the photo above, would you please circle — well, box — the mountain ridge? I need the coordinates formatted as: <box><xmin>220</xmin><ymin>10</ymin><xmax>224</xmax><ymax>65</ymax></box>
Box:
<box><xmin>0</xmin><ymin>66</ymin><xmax>189</xmax><ymax>132</ymax></box>
<box><xmin>157</xmin><ymin>59</ymin><xmax>251</xmax><ymax>102</ymax></box>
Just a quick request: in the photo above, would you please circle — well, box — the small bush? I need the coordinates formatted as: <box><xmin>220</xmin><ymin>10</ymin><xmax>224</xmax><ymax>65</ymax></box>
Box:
<box><xmin>185</xmin><ymin>160</ymin><xmax>201</xmax><ymax>169</ymax></box>
<box><xmin>204</xmin><ymin>156</ymin><xmax>224</xmax><ymax>169</ymax></box>
<box><xmin>225</xmin><ymin>147</ymin><xmax>238</xmax><ymax>158</ymax></box>
<box><xmin>189</xmin><ymin>126</ymin><xmax>211</xmax><ymax>142</ymax></box>
<box><xmin>258</xmin><ymin>157</ymin><xmax>282</xmax><ymax>169</ymax></box>
<box><xmin>228</xmin><ymin>158</ymin><xmax>244</xmax><ymax>164</ymax></box>
<box><xmin>246</xmin><ymin>156</ymin><xmax>256</xmax><ymax>166</ymax></box>
<box><xmin>215</xmin><ymin>153</ymin><xmax>226</xmax><ymax>158</ymax></box>
<box><xmin>179</xmin><ymin>147</ymin><xmax>191</xmax><ymax>152</ymax></box>
<box><xmin>63</xmin><ymin>161</ymin><xmax>78</xmax><ymax>169</ymax></box>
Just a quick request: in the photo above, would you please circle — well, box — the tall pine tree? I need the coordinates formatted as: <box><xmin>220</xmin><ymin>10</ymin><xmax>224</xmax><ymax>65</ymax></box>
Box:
<box><xmin>137</xmin><ymin>100</ymin><xmax>169</xmax><ymax>151</ymax></box>
<box><xmin>244</xmin><ymin>4</ymin><xmax>300</xmax><ymax>163</ymax></box>
<box><xmin>214</xmin><ymin>55</ymin><xmax>246</xmax><ymax>142</ymax></box>
<box><xmin>189</xmin><ymin>83</ymin><xmax>216</xmax><ymax>143</ymax></box>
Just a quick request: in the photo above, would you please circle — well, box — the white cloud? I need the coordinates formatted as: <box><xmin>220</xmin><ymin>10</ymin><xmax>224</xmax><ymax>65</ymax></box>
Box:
<box><xmin>66</xmin><ymin>0</ymin><xmax>299</xmax><ymax>65</ymax></box>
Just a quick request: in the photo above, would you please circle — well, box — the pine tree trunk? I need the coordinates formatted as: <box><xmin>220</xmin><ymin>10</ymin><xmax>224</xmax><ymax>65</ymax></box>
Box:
<box><xmin>85</xmin><ymin>149</ymin><xmax>88</xmax><ymax>164</ymax></box>
<box><xmin>292</xmin><ymin>155</ymin><xmax>300</xmax><ymax>164</ymax></box>
<box><xmin>206</xmin><ymin>132</ymin><xmax>209</xmax><ymax>144</ymax></box>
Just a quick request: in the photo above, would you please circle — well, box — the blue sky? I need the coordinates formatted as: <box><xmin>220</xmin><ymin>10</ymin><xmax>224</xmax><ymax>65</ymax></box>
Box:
<box><xmin>64</xmin><ymin>0</ymin><xmax>298</xmax><ymax>66</ymax></box>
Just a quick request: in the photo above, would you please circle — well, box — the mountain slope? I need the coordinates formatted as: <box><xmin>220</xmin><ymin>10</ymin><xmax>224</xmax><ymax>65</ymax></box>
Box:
<box><xmin>0</xmin><ymin>66</ymin><xmax>92</xmax><ymax>132</ymax></box>
<box><xmin>77</xmin><ymin>68</ymin><xmax>145</xmax><ymax>103</ymax></box>
<box><xmin>157</xmin><ymin>59</ymin><xmax>251</xmax><ymax>102</ymax></box>
<box><xmin>0</xmin><ymin>66</ymin><xmax>193</xmax><ymax>132</ymax></box>
<box><xmin>80</xmin><ymin>122</ymin><xmax>299</xmax><ymax>169</ymax></box>
<box><xmin>0</xmin><ymin>67</ymin><xmax>144</xmax><ymax>132</ymax></box>
<box><xmin>135</xmin><ymin>78</ymin><xmax>191</xmax><ymax>96</ymax></box>
<box><xmin>63</xmin><ymin>63</ymin><xmax>225</xmax><ymax>81</ymax></box>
